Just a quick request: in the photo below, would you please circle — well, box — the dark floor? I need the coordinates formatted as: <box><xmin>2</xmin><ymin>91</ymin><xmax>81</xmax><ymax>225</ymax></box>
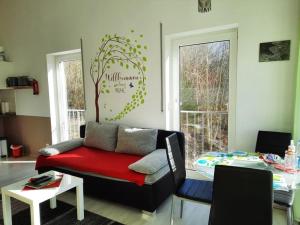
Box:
<box><xmin>0</xmin><ymin>157</ymin><xmax>37</xmax><ymax>187</ymax></box>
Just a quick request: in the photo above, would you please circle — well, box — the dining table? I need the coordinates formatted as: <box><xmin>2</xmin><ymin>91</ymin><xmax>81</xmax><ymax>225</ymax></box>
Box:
<box><xmin>194</xmin><ymin>151</ymin><xmax>300</xmax><ymax>191</ymax></box>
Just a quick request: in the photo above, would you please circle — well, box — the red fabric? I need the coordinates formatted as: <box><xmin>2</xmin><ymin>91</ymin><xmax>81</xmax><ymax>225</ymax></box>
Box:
<box><xmin>35</xmin><ymin>146</ymin><xmax>146</xmax><ymax>186</ymax></box>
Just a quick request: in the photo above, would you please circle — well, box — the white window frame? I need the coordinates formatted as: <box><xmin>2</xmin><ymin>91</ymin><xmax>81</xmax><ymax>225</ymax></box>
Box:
<box><xmin>165</xmin><ymin>26</ymin><xmax>238</xmax><ymax>151</ymax></box>
<box><xmin>46</xmin><ymin>49</ymin><xmax>81</xmax><ymax>144</ymax></box>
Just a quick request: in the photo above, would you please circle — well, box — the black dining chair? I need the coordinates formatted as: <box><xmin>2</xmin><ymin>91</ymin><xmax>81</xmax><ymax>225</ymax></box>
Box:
<box><xmin>208</xmin><ymin>165</ymin><xmax>273</xmax><ymax>225</ymax></box>
<box><xmin>255</xmin><ymin>130</ymin><xmax>292</xmax><ymax>158</ymax></box>
<box><xmin>165</xmin><ymin>133</ymin><xmax>213</xmax><ymax>225</ymax></box>
<box><xmin>255</xmin><ymin>130</ymin><xmax>294</xmax><ymax>225</ymax></box>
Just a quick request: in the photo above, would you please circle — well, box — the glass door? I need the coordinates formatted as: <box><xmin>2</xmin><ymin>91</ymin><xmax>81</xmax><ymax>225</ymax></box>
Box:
<box><xmin>60</xmin><ymin>58</ymin><xmax>85</xmax><ymax>139</ymax></box>
<box><xmin>55</xmin><ymin>52</ymin><xmax>86</xmax><ymax>141</ymax></box>
<box><xmin>180</xmin><ymin>41</ymin><xmax>230</xmax><ymax>169</ymax></box>
<box><xmin>166</xmin><ymin>29</ymin><xmax>237</xmax><ymax>169</ymax></box>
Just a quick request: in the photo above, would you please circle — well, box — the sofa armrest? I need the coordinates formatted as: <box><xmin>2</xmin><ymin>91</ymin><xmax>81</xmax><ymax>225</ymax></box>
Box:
<box><xmin>39</xmin><ymin>138</ymin><xmax>83</xmax><ymax>156</ymax></box>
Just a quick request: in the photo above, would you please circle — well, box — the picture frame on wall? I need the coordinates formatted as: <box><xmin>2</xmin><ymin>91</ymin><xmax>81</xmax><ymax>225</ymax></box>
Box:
<box><xmin>259</xmin><ymin>40</ymin><xmax>291</xmax><ymax>62</ymax></box>
<box><xmin>198</xmin><ymin>0</ymin><xmax>211</xmax><ymax>13</ymax></box>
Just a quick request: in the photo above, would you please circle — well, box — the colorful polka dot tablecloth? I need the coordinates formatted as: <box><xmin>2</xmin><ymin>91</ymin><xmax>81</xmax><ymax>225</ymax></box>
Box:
<box><xmin>195</xmin><ymin>151</ymin><xmax>296</xmax><ymax>191</ymax></box>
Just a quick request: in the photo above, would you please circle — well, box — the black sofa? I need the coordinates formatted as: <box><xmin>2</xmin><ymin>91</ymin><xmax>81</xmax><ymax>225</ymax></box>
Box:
<box><xmin>37</xmin><ymin>125</ymin><xmax>185</xmax><ymax>212</ymax></box>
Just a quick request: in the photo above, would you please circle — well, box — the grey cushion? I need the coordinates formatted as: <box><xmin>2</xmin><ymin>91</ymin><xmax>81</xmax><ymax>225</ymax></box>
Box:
<box><xmin>83</xmin><ymin>121</ymin><xmax>118</xmax><ymax>151</ymax></box>
<box><xmin>115</xmin><ymin>126</ymin><xmax>158</xmax><ymax>156</ymax></box>
<box><xmin>129</xmin><ymin>149</ymin><xmax>167</xmax><ymax>174</ymax></box>
<box><xmin>39</xmin><ymin>138</ymin><xmax>83</xmax><ymax>156</ymax></box>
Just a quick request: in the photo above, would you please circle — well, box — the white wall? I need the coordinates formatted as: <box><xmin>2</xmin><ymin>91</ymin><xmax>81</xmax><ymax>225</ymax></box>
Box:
<box><xmin>0</xmin><ymin>0</ymin><xmax>299</xmax><ymax>151</ymax></box>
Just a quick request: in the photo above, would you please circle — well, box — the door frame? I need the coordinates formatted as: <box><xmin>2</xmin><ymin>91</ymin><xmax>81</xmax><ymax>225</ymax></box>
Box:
<box><xmin>165</xmin><ymin>27</ymin><xmax>238</xmax><ymax>151</ymax></box>
<box><xmin>46</xmin><ymin>49</ymin><xmax>81</xmax><ymax>144</ymax></box>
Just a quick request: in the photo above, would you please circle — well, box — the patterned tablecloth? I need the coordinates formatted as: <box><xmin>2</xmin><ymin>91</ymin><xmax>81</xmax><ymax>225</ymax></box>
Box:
<box><xmin>195</xmin><ymin>151</ymin><xmax>300</xmax><ymax>191</ymax></box>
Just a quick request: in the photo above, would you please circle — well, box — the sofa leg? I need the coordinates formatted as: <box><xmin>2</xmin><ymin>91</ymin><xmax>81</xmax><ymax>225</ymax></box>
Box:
<box><xmin>142</xmin><ymin>210</ymin><xmax>156</xmax><ymax>216</ymax></box>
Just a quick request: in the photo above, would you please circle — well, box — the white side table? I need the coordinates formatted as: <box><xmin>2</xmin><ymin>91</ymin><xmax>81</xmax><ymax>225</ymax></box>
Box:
<box><xmin>1</xmin><ymin>170</ymin><xmax>84</xmax><ymax>225</ymax></box>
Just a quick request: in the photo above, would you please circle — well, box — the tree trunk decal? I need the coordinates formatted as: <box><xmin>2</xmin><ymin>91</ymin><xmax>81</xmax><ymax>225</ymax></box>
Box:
<box><xmin>89</xmin><ymin>30</ymin><xmax>148</xmax><ymax>122</ymax></box>
<box><xmin>95</xmin><ymin>81</ymin><xmax>100</xmax><ymax>122</ymax></box>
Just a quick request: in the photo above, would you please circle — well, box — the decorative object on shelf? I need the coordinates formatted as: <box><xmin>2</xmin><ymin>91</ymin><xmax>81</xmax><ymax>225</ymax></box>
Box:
<box><xmin>6</xmin><ymin>76</ymin><xmax>31</xmax><ymax>87</ymax></box>
<box><xmin>198</xmin><ymin>0</ymin><xmax>211</xmax><ymax>13</ymax></box>
<box><xmin>259</xmin><ymin>40</ymin><xmax>291</xmax><ymax>62</ymax></box>
<box><xmin>6</xmin><ymin>77</ymin><xmax>17</xmax><ymax>87</ymax></box>
<box><xmin>17</xmin><ymin>76</ymin><xmax>30</xmax><ymax>86</ymax></box>
<box><xmin>89</xmin><ymin>30</ymin><xmax>148</xmax><ymax>122</ymax></box>
<box><xmin>0</xmin><ymin>46</ymin><xmax>6</xmax><ymax>61</ymax></box>
<box><xmin>6</xmin><ymin>76</ymin><xmax>39</xmax><ymax>95</ymax></box>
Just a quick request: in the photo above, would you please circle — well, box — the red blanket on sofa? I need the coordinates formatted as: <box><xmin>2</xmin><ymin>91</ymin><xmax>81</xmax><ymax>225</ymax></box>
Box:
<box><xmin>35</xmin><ymin>146</ymin><xmax>146</xmax><ymax>186</ymax></box>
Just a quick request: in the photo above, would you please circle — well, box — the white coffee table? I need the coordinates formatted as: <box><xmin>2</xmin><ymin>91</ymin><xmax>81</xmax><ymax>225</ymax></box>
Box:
<box><xmin>1</xmin><ymin>170</ymin><xmax>84</xmax><ymax>225</ymax></box>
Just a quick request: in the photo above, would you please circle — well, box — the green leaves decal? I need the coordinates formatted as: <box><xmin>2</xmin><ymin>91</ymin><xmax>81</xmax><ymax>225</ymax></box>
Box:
<box><xmin>90</xmin><ymin>30</ymin><xmax>148</xmax><ymax>122</ymax></box>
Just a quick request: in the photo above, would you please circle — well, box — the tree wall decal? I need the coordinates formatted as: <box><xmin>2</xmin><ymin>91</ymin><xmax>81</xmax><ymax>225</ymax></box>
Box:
<box><xmin>89</xmin><ymin>30</ymin><xmax>148</xmax><ymax>122</ymax></box>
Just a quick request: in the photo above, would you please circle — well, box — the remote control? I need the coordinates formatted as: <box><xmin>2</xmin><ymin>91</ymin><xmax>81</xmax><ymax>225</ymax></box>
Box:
<box><xmin>31</xmin><ymin>175</ymin><xmax>52</xmax><ymax>185</ymax></box>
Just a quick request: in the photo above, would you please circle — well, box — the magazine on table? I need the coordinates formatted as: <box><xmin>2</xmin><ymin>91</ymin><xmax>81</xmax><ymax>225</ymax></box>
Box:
<box><xmin>25</xmin><ymin>174</ymin><xmax>63</xmax><ymax>189</ymax></box>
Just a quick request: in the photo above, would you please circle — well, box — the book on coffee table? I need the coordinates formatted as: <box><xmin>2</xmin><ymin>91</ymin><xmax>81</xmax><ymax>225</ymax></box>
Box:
<box><xmin>25</xmin><ymin>175</ymin><xmax>62</xmax><ymax>189</ymax></box>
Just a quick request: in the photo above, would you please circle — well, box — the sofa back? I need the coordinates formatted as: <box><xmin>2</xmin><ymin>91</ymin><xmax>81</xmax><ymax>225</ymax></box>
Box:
<box><xmin>80</xmin><ymin>125</ymin><xmax>185</xmax><ymax>159</ymax></box>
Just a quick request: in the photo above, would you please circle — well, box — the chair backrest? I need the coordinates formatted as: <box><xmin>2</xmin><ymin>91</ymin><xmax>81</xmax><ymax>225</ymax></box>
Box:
<box><xmin>255</xmin><ymin>130</ymin><xmax>292</xmax><ymax>158</ymax></box>
<box><xmin>165</xmin><ymin>133</ymin><xmax>186</xmax><ymax>192</ymax></box>
<box><xmin>209</xmin><ymin>165</ymin><xmax>273</xmax><ymax>225</ymax></box>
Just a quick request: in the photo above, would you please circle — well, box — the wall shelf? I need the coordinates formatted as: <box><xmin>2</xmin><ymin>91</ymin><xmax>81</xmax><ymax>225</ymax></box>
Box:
<box><xmin>0</xmin><ymin>113</ymin><xmax>16</xmax><ymax>118</ymax></box>
<box><xmin>0</xmin><ymin>86</ymin><xmax>32</xmax><ymax>91</ymax></box>
<box><xmin>8</xmin><ymin>86</ymin><xmax>31</xmax><ymax>89</ymax></box>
